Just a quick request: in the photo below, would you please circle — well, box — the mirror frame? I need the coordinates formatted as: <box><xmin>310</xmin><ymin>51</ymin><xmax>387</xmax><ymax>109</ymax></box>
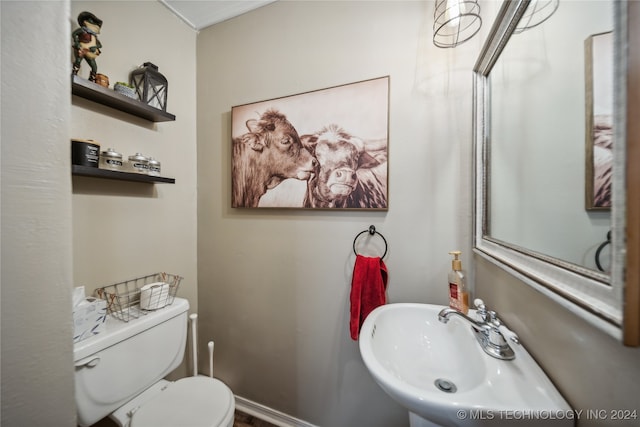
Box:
<box><xmin>472</xmin><ymin>0</ymin><xmax>628</xmax><ymax>340</ymax></box>
<box><xmin>625</xmin><ymin>1</ymin><xmax>640</xmax><ymax>346</ymax></box>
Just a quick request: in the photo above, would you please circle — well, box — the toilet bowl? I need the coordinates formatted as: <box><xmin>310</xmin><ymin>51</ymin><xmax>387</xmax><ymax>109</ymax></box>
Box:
<box><xmin>73</xmin><ymin>297</ymin><xmax>235</xmax><ymax>427</ymax></box>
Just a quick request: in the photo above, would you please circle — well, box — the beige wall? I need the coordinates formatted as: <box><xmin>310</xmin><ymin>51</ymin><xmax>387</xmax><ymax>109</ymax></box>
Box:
<box><xmin>475</xmin><ymin>256</ymin><xmax>640</xmax><ymax>427</ymax></box>
<box><xmin>196</xmin><ymin>1</ymin><xmax>486</xmax><ymax>425</ymax></box>
<box><xmin>3</xmin><ymin>1</ymin><xmax>197</xmax><ymax>425</ymax></box>
<box><xmin>70</xmin><ymin>1</ymin><xmax>198</xmax><ymax>320</ymax></box>
<box><xmin>1</xmin><ymin>1</ymin><xmax>76</xmax><ymax>425</ymax></box>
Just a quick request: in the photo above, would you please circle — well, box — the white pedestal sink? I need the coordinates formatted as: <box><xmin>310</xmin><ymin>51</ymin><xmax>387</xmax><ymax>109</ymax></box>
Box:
<box><xmin>359</xmin><ymin>303</ymin><xmax>574</xmax><ymax>427</ymax></box>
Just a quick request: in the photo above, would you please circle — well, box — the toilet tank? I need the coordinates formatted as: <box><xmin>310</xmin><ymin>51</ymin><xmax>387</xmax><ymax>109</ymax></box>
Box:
<box><xmin>74</xmin><ymin>297</ymin><xmax>190</xmax><ymax>427</ymax></box>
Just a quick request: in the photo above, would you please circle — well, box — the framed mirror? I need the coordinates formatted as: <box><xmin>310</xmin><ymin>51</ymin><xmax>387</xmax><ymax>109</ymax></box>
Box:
<box><xmin>472</xmin><ymin>0</ymin><xmax>628</xmax><ymax>339</ymax></box>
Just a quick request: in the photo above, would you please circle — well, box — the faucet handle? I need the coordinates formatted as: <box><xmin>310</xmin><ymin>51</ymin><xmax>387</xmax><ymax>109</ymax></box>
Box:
<box><xmin>474</xmin><ymin>299</ymin><xmax>488</xmax><ymax>322</ymax></box>
<box><xmin>489</xmin><ymin>311</ymin><xmax>520</xmax><ymax>345</ymax></box>
<box><xmin>498</xmin><ymin>325</ymin><xmax>520</xmax><ymax>345</ymax></box>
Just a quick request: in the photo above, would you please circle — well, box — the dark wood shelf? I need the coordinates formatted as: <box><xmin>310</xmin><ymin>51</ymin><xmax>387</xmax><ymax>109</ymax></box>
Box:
<box><xmin>72</xmin><ymin>165</ymin><xmax>175</xmax><ymax>184</ymax></box>
<box><xmin>71</xmin><ymin>75</ymin><xmax>176</xmax><ymax>122</ymax></box>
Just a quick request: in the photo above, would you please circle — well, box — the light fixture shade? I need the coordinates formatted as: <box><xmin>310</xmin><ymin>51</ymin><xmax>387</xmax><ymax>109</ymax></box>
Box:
<box><xmin>513</xmin><ymin>0</ymin><xmax>559</xmax><ymax>34</ymax></box>
<box><xmin>130</xmin><ymin>62</ymin><xmax>168</xmax><ymax>111</ymax></box>
<box><xmin>433</xmin><ymin>0</ymin><xmax>482</xmax><ymax>48</ymax></box>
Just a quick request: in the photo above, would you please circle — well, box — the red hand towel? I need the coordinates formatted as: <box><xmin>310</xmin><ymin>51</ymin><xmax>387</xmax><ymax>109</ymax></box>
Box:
<box><xmin>350</xmin><ymin>255</ymin><xmax>388</xmax><ymax>340</ymax></box>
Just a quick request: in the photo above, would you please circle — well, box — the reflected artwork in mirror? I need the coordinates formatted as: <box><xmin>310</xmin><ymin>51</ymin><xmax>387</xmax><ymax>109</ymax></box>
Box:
<box><xmin>585</xmin><ymin>30</ymin><xmax>614</xmax><ymax>212</ymax></box>
<box><xmin>473</xmin><ymin>0</ymin><xmax>627</xmax><ymax>337</ymax></box>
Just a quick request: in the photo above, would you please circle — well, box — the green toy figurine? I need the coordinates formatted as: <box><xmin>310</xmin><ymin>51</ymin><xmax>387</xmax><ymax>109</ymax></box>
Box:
<box><xmin>72</xmin><ymin>11</ymin><xmax>103</xmax><ymax>82</ymax></box>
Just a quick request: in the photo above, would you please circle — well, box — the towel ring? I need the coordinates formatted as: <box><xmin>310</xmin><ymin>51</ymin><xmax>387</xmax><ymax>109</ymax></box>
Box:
<box><xmin>595</xmin><ymin>230</ymin><xmax>611</xmax><ymax>272</ymax></box>
<box><xmin>353</xmin><ymin>225</ymin><xmax>388</xmax><ymax>259</ymax></box>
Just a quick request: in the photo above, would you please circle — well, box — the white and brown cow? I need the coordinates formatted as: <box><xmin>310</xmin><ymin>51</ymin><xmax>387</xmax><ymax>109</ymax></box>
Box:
<box><xmin>232</xmin><ymin>109</ymin><xmax>317</xmax><ymax>207</ymax></box>
<box><xmin>592</xmin><ymin>116</ymin><xmax>612</xmax><ymax>208</ymax></box>
<box><xmin>301</xmin><ymin>125</ymin><xmax>387</xmax><ymax>209</ymax></box>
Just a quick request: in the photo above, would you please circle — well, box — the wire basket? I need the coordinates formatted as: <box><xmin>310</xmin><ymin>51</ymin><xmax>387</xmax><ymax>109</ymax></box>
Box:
<box><xmin>94</xmin><ymin>273</ymin><xmax>182</xmax><ymax>322</ymax></box>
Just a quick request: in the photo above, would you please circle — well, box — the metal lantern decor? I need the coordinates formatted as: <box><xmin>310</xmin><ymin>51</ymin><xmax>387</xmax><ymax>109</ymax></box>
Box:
<box><xmin>130</xmin><ymin>62</ymin><xmax>168</xmax><ymax>111</ymax></box>
<box><xmin>513</xmin><ymin>0</ymin><xmax>559</xmax><ymax>34</ymax></box>
<box><xmin>433</xmin><ymin>0</ymin><xmax>482</xmax><ymax>48</ymax></box>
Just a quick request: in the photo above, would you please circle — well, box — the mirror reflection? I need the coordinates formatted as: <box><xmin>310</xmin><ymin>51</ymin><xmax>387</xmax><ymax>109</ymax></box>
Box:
<box><xmin>487</xmin><ymin>0</ymin><xmax>614</xmax><ymax>274</ymax></box>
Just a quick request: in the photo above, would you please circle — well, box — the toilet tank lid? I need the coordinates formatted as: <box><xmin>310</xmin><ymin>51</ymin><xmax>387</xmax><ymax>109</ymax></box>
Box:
<box><xmin>74</xmin><ymin>297</ymin><xmax>190</xmax><ymax>362</ymax></box>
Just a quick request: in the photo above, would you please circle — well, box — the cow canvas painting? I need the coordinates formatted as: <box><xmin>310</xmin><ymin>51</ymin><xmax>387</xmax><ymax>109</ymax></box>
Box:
<box><xmin>231</xmin><ymin>77</ymin><xmax>389</xmax><ymax>210</ymax></box>
<box><xmin>585</xmin><ymin>32</ymin><xmax>613</xmax><ymax>210</ymax></box>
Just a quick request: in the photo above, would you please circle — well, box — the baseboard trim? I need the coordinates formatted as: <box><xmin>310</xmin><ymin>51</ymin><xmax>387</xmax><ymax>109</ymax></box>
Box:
<box><xmin>234</xmin><ymin>395</ymin><xmax>319</xmax><ymax>427</ymax></box>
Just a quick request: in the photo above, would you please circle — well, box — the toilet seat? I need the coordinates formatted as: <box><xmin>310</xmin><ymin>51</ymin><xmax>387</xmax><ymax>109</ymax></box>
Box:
<box><xmin>130</xmin><ymin>377</ymin><xmax>235</xmax><ymax>427</ymax></box>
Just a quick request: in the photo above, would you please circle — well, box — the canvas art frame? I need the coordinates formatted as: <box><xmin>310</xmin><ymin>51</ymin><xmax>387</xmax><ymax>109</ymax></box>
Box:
<box><xmin>585</xmin><ymin>31</ymin><xmax>613</xmax><ymax>211</ymax></box>
<box><xmin>231</xmin><ymin>76</ymin><xmax>389</xmax><ymax>210</ymax></box>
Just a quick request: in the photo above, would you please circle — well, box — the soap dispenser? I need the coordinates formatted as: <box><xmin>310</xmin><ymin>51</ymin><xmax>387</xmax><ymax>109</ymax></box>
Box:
<box><xmin>448</xmin><ymin>251</ymin><xmax>469</xmax><ymax>314</ymax></box>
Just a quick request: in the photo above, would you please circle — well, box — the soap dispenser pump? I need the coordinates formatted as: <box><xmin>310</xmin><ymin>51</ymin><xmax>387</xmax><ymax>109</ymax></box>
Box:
<box><xmin>448</xmin><ymin>251</ymin><xmax>469</xmax><ymax>314</ymax></box>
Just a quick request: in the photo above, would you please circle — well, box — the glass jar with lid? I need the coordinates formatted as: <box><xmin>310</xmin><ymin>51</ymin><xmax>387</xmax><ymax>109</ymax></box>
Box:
<box><xmin>128</xmin><ymin>153</ymin><xmax>149</xmax><ymax>174</ymax></box>
<box><xmin>99</xmin><ymin>148</ymin><xmax>124</xmax><ymax>171</ymax></box>
<box><xmin>147</xmin><ymin>157</ymin><xmax>161</xmax><ymax>177</ymax></box>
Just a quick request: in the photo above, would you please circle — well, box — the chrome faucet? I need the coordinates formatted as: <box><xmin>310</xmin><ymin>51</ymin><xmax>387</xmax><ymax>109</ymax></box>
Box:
<box><xmin>438</xmin><ymin>299</ymin><xmax>519</xmax><ymax>360</ymax></box>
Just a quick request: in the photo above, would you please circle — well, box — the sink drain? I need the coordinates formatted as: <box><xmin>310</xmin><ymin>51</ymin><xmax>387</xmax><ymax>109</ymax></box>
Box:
<box><xmin>434</xmin><ymin>378</ymin><xmax>457</xmax><ymax>393</ymax></box>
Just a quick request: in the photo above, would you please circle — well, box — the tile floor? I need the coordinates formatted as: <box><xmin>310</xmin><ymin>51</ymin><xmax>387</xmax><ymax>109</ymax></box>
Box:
<box><xmin>233</xmin><ymin>410</ymin><xmax>279</xmax><ymax>427</ymax></box>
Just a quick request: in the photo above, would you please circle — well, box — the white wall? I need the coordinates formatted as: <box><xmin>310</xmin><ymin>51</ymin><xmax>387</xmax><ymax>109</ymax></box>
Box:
<box><xmin>70</xmin><ymin>1</ymin><xmax>198</xmax><ymax>325</ymax></box>
<box><xmin>1</xmin><ymin>1</ymin><xmax>76</xmax><ymax>425</ymax></box>
<box><xmin>196</xmin><ymin>2</ymin><xmax>486</xmax><ymax>425</ymax></box>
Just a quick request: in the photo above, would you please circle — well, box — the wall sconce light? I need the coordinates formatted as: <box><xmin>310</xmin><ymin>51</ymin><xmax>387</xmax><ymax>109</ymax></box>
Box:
<box><xmin>130</xmin><ymin>62</ymin><xmax>168</xmax><ymax>111</ymax></box>
<box><xmin>433</xmin><ymin>0</ymin><xmax>482</xmax><ymax>48</ymax></box>
<box><xmin>513</xmin><ymin>0</ymin><xmax>559</xmax><ymax>34</ymax></box>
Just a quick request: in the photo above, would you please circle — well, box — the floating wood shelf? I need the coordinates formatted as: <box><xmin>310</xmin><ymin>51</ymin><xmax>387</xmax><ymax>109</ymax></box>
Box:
<box><xmin>72</xmin><ymin>165</ymin><xmax>175</xmax><ymax>184</ymax></box>
<box><xmin>71</xmin><ymin>75</ymin><xmax>176</xmax><ymax>122</ymax></box>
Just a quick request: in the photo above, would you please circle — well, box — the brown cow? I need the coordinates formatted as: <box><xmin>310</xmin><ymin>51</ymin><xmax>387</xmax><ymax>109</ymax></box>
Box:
<box><xmin>301</xmin><ymin>125</ymin><xmax>387</xmax><ymax>209</ymax></box>
<box><xmin>232</xmin><ymin>109</ymin><xmax>316</xmax><ymax>207</ymax></box>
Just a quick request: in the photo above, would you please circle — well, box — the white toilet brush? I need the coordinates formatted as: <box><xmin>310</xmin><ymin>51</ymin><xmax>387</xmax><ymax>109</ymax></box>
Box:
<box><xmin>189</xmin><ymin>313</ymin><xmax>216</xmax><ymax>378</ymax></box>
<box><xmin>208</xmin><ymin>341</ymin><xmax>214</xmax><ymax>378</ymax></box>
<box><xmin>189</xmin><ymin>313</ymin><xmax>198</xmax><ymax>377</ymax></box>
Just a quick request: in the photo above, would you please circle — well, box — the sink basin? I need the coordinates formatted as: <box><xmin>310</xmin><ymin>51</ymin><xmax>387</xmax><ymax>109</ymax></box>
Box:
<box><xmin>359</xmin><ymin>303</ymin><xmax>573</xmax><ymax>427</ymax></box>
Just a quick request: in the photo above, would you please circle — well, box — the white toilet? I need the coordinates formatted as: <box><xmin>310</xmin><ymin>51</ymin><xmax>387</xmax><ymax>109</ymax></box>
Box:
<box><xmin>74</xmin><ymin>297</ymin><xmax>235</xmax><ymax>427</ymax></box>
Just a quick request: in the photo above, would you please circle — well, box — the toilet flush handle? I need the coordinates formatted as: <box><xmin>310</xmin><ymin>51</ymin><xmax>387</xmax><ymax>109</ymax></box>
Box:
<box><xmin>75</xmin><ymin>356</ymin><xmax>100</xmax><ymax>368</ymax></box>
